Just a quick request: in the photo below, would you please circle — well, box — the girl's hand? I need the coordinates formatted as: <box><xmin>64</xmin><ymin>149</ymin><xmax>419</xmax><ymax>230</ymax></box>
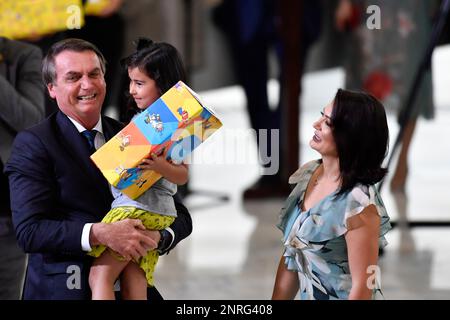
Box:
<box><xmin>138</xmin><ymin>149</ymin><xmax>188</xmax><ymax>185</ymax></box>
<box><xmin>138</xmin><ymin>153</ymin><xmax>169</xmax><ymax>174</ymax></box>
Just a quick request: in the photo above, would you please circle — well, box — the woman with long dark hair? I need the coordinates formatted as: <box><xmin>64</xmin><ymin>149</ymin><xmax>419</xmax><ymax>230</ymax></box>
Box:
<box><xmin>272</xmin><ymin>89</ymin><xmax>392</xmax><ymax>300</ymax></box>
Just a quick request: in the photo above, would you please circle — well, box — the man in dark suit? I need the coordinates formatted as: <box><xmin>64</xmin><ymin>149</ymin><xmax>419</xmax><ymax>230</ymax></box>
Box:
<box><xmin>4</xmin><ymin>38</ymin><xmax>192</xmax><ymax>300</ymax></box>
<box><xmin>0</xmin><ymin>37</ymin><xmax>45</xmax><ymax>300</ymax></box>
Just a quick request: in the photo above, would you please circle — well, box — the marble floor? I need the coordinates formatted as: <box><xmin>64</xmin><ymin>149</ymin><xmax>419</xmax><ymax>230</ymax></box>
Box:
<box><xmin>152</xmin><ymin>46</ymin><xmax>450</xmax><ymax>300</ymax></box>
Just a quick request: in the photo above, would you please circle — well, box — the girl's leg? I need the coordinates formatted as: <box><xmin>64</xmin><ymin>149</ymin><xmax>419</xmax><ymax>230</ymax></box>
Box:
<box><xmin>120</xmin><ymin>262</ymin><xmax>148</xmax><ymax>300</ymax></box>
<box><xmin>89</xmin><ymin>250</ymin><xmax>129</xmax><ymax>300</ymax></box>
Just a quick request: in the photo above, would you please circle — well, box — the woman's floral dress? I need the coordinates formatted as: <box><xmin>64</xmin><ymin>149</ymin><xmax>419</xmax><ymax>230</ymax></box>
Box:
<box><xmin>277</xmin><ymin>160</ymin><xmax>392</xmax><ymax>300</ymax></box>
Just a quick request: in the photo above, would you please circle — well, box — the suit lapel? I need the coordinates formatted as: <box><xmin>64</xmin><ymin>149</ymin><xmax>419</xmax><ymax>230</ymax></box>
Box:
<box><xmin>101</xmin><ymin>116</ymin><xmax>120</xmax><ymax>141</ymax></box>
<box><xmin>55</xmin><ymin>112</ymin><xmax>111</xmax><ymax>195</ymax></box>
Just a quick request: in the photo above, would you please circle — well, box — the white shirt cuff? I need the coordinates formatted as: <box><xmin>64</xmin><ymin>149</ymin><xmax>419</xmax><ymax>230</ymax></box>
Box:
<box><xmin>81</xmin><ymin>223</ymin><xmax>94</xmax><ymax>252</ymax></box>
<box><xmin>165</xmin><ymin>226</ymin><xmax>175</xmax><ymax>249</ymax></box>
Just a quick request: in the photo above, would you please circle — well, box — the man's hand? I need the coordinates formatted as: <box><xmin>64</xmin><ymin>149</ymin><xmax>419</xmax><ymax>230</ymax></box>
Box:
<box><xmin>90</xmin><ymin>219</ymin><xmax>158</xmax><ymax>261</ymax></box>
<box><xmin>142</xmin><ymin>229</ymin><xmax>161</xmax><ymax>245</ymax></box>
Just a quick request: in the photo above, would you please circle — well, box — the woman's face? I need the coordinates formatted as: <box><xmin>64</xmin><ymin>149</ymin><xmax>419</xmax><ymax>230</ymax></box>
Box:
<box><xmin>310</xmin><ymin>101</ymin><xmax>338</xmax><ymax>157</ymax></box>
<box><xmin>128</xmin><ymin>67</ymin><xmax>160</xmax><ymax>110</ymax></box>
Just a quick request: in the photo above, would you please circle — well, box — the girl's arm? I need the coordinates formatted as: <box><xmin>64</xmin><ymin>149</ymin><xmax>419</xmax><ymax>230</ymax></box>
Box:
<box><xmin>272</xmin><ymin>256</ymin><xmax>299</xmax><ymax>300</ymax></box>
<box><xmin>345</xmin><ymin>204</ymin><xmax>381</xmax><ymax>300</ymax></box>
<box><xmin>138</xmin><ymin>154</ymin><xmax>188</xmax><ymax>185</ymax></box>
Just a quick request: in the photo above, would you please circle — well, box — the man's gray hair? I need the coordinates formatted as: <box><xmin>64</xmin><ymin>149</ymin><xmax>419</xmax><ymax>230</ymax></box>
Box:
<box><xmin>42</xmin><ymin>38</ymin><xmax>106</xmax><ymax>85</ymax></box>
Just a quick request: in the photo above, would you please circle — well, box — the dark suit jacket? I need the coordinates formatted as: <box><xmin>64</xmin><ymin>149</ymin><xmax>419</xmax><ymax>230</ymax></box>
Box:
<box><xmin>4</xmin><ymin>111</ymin><xmax>192</xmax><ymax>299</ymax></box>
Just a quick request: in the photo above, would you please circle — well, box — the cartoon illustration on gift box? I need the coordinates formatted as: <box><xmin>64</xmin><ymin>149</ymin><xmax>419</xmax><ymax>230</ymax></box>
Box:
<box><xmin>177</xmin><ymin>107</ymin><xmax>189</xmax><ymax>123</ymax></box>
<box><xmin>174</xmin><ymin>82</ymin><xmax>183</xmax><ymax>92</ymax></box>
<box><xmin>114</xmin><ymin>164</ymin><xmax>126</xmax><ymax>176</ymax></box>
<box><xmin>144</xmin><ymin>113</ymin><xmax>164</xmax><ymax>133</ymax></box>
<box><xmin>119</xmin><ymin>169</ymin><xmax>133</xmax><ymax>181</ymax></box>
<box><xmin>134</xmin><ymin>177</ymin><xmax>147</xmax><ymax>188</ymax></box>
<box><xmin>203</xmin><ymin>119</ymin><xmax>212</xmax><ymax>130</ymax></box>
<box><xmin>115</xmin><ymin>165</ymin><xmax>134</xmax><ymax>182</ymax></box>
<box><xmin>114</xmin><ymin>166</ymin><xmax>148</xmax><ymax>189</ymax></box>
<box><xmin>116</xmin><ymin>133</ymin><xmax>131</xmax><ymax>151</ymax></box>
<box><xmin>143</xmin><ymin>113</ymin><xmax>152</xmax><ymax>125</ymax></box>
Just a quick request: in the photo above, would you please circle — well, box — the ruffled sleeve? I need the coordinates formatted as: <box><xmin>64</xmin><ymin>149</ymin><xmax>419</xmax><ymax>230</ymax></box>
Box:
<box><xmin>343</xmin><ymin>185</ymin><xmax>392</xmax><ymax>248</ymax></box>
<box><xmin>276</xmin><ymin>160</ymin><xmax>321</xmax><ymax>233</ymax></box>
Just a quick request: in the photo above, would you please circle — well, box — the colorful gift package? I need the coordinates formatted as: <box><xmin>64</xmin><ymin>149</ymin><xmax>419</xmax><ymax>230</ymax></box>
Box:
<box><xmin>91</xmin><ymin>81</ymin><xmax>222</xmax><ymax>199</ymax></box>
<box><xmin>0</xmin><ymin>0</ymin><xmax>84</xmax><ymax>40</ymax></box>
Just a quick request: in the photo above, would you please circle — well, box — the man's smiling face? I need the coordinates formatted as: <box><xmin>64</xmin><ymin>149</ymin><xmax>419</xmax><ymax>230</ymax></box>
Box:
<box><xmin>47</xmin><ymin>50</ymin><xmax>106</xmax><ymax>128</ymax></box>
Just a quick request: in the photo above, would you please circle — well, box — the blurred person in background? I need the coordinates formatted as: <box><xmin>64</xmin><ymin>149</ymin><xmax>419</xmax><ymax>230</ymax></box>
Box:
<box><xmin>66</xmin><ymin>0</ymin><xmax>125</xmax><ymax>118</ymax></box>
<box><xmin>213</xmin><ymin>0</ymin><xmax>322</xmax><ymax>199</ymax></box>
<box><xmin>0</xmin><ymin>37</ymin><xmax>45</xmax><ymax>299</ymax></box>
<box><xmin>335</xmin><ymin>0</ymin><xmax>437</xmax><ymax>192</ymax></box>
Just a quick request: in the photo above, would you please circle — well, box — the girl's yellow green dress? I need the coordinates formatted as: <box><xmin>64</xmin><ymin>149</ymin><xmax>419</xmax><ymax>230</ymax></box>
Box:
<box><xmin>89</xmin><ymin>177</ymin><xmax>177</xmax><ymax>287</ymax></box>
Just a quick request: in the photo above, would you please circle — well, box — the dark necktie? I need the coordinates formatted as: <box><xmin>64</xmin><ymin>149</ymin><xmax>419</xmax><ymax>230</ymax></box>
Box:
<box><xmin>81</xmin><ymin>129</ymin><xmax>97</xmax><ymax>153</ymax></box>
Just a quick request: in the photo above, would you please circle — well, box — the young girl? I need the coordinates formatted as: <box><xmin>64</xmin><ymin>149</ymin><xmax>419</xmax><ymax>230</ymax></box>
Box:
<box><xmin>88</xmin><ymin>38</ymin><xmax>188</xmax><ymax>300</ymax></box>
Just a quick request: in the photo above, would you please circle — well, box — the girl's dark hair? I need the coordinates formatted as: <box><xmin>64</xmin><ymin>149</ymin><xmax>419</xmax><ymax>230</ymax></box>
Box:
<box><xmin>330</xmin><ymin>89</ymin><xmax>389</xmax><ymax>195</ymax></box>
<box><xmin>121</xmin><ymin>38</ymin><xmax>187</xmax><ymax>118</ymax></box>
